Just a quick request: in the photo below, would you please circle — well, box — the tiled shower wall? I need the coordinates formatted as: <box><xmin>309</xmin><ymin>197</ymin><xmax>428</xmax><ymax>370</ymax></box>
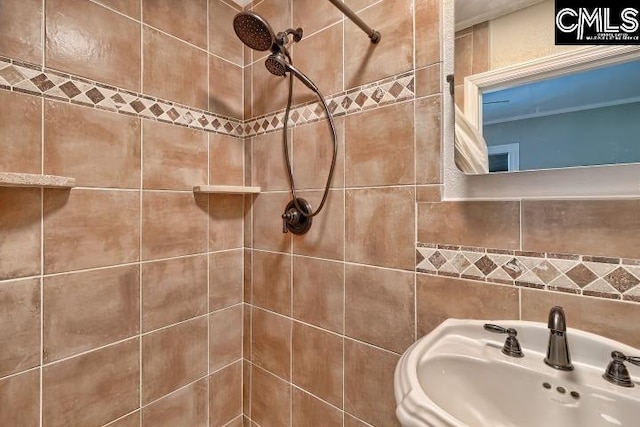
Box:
<box><xmin>243</xmin><ymin>1</ymin><xmax>640</xmax><ymax>427</ymax></box>
<box><xmin>0</xmin><ymin>1</ymin><xmax>245</xmax><ymax>426</ymax></box>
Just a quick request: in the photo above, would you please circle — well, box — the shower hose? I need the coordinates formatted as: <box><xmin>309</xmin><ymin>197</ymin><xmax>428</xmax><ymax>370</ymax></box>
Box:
<box><xmin>282</xmin><ymin>52</ymin><xmax>338</xmax><ymax>218</ymax></box>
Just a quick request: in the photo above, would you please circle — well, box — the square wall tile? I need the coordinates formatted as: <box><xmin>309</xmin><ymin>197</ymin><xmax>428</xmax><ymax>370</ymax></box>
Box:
<box><xmin>252</xmin><ymin>251</ymin><xmax>291</xmax><ymax>315</ymax></box>
<box><xmin>522</xmin><ymin>200</ymin><xmax>640</xmax><ymax>259</ymax></box>
<box><xmin>252</xmin><ymin>192</ymin><xmax>292</xmax><ymax>253</ymax></box>
<box><xmin>0</xmin><ymin>369</ymin><xmax>40</xmax><ymax>427</ymax></box>
<box><xmin>293</xmin><ymin>0</ymin><xmax>342</xmax><ymax>36</ymax></box>
<box><xmin>209</xmin><ymin>361</ymin><xmax>243</xmax><ymax>427</ymax></box>
<box><xmin>292</xmin><ymin>388</ymin><xmax>343</xmax><ymax>427</ymax></box>
<box><xmin>0</xmin><ymin>90</ymin><xmax>42</xmax><ymax>174</ymax></box>
<box><xmin>142</xmin><ymin>191</ymin><xmax>208</xmax><ymax>261</ymax></box>
<box><xmin>0</xmin><ymin>0</ymin><xmax>42</xmax><ymax>63</ymax></box>
<box><xmin>292</xmin><ymin>190</ymin><xmax>344</xmax><ymax>261</ymax></box>
<box><xmin>143</xmin><ymin>27</ymin><xmax>208</xmax><ymax>109</ymax></box>
<box><xmin>210</xmin><ymin>134</ymin><xmax>244</xmax><ymax>186</ymax></box>
<box><xmin>416</xmin><ymin>275</ymin><xmax>520</xmax><ymax>337</ymax></box>
<box><xmin>142</xmin><ymin>378</ymin><xmax>208</xmax><ymax>427</ymax></box>
<box><xmin>415</xmin><ymin>95</ymin><xmax>442</xmax><ymax>184</ymax></box>
<box><xmin>344</xmin><ymin>0</ymin><xmax>413</xmax><ymax>88</ymax></box>
<box><xmin>415</xmin><ymin>0</ymin><xmax>441</xmax><ymax>67</ymax></box>
<box><xmin>143</xmin><ymin>0</ymin><xmax>207</xmax><ymax>49</ymax></box>
<box><xmin>418</xmin><ymin>201</ymin><xmax>520</xmax><ymax>249</ymax></box>
<box><xmin>44</xmin><ymin>189</ymin><xmax>140</xmax><ymax>273</ymax></box>
<box><xmin>43</xmin><ymin>265</ymin><xmax>140</xmax><ymax>363</ymax></box>
<box><xmin>292</xmin><ymin>117</ymin><xmax>345</xmax><ymax>190</ymax></box>
<box><xmin>251</xmin><ymin>365</ymin><xmax>291</xmax><ymax>427</ymax></box>
<box><xmin>0</xmin><ymin>278</ymin><xmax>40</xmax><ymax>377</ymax></box>
<box><xmin>209</xmin><ymin>249</ymin><xmax>243</xmax><ymax>311</ymax></box>
<box><xmin>292</xmin><ymin>322</ymin><xmax>343</xmax><ymax>408</ymax></box>
<box><xmin>345</xmin><ymin>101</ymin><xmax>414</xmax><ymax>187</ymax></box>
<box><xmin>292</xmin><ymin>22</ymin><xmax>343</xmax><ymax>105</ymax></box>
<box><xmin>344</xmin><ymin>339</ymin><xmax>400</xmax><ymax>427</ymax></box>
<box><xmin>45</xmin><ymin>100</ymin><xmax>141</xmax><ymax>189</ymax></box>
<box><xmin>209</xmin><ymin>55</ymin><xmax>243</xmax><ymax>120</ymax></box>
<box><xmin>209</xmin><ymin>305</ymin><xmax>243</xmax><ymax>371</ymax></box>
<box><xmin>43</xmin><ymin>339</ymin><xmax>140</xmax><ymax>427</ymax></box>
<box><xmin>46</xmin><ymin>0</ymin><xmax>141</xmax><ymax>91</ymax></box>
<box><xmin>143</xmin><ymin>121</ymin><xmax>207</xmax><ymax>191</ymax></box>
<box><xmin>251</xmin><ymin>130</ymin><xmax>291</xmax><ymax>192</ymax></box>
<box><xmin>293</xmin><ymin>256</ymin><xmax>344</xmax><ymax>334</ymax></box>
<box><xmin>346</xmin><ymin>264</ymin><xmax>415</xmax><ymax>353</ymax></box>
<box><xmin>251</xmin><ymin>307</ymin><xmax>291</xmax><ymax>380</ymax></box>
<box><xmin>0</xmin><ymin>188</ymin><xmax>40</xmax><ymax>280</ymax></box>
<box><xmin>142</xmin><ymin>317</ymin><xmax>208</xmax><ymax>404</ymax></box>
<box><xmin>142</xmin><ymin>255</ymin><xmax>208</xmax><ymax>332</ymax></box>
<box><xmin>346</xmin><ymin>187</ymin><xmax>415</xmax><ymax>270</ymax></box>
<box><xmin>208</xmin><ymin>0</ymin><xmax>243</xmax><ymax>65</ymax></box>
<box><xmin>209</xmin><ymin>195</ymin><xmax>244</xmax><ymax>252</ymax></box>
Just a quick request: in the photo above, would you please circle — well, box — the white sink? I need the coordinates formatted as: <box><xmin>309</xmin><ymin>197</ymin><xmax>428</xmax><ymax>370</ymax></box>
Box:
<box><xmin>395</xmin><ymin>319</ymin><xmax>640</xmax><ymax>427</ymax></box>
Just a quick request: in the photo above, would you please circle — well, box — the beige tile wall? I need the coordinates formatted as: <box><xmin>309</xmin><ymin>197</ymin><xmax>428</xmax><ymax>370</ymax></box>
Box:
<box><xmin>0</xmin><ymin>1</ymin><xmax>245</xmax><ymax>426</ymax></box>
<box><xmin>243</xmin><ymin>1</ymin><xmax>640</xmax><ymax>427</ymax></box>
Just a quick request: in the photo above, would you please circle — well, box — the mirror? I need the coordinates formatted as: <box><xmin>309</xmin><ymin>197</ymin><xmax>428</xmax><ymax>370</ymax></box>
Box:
<box><xmin>453</xmin><ymin>0</ymin><xmax>640</xmax><ymax>175</ymax></box>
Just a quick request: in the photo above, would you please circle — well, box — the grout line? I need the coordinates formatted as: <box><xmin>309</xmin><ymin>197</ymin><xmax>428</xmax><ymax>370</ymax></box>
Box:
<box><xmin>249</xmin><ymin>304</ymin><xmax>401</xmax><ymax>358</ymax></box>
<box><xmin>138</xmin><ymin>103</ymin><xmax>144</xmax><ymax>412</ymax></box>
<box><xmin>0</xmin><ymin>249</ymin><xmax>243</xmax><ymax>283</ymax></box>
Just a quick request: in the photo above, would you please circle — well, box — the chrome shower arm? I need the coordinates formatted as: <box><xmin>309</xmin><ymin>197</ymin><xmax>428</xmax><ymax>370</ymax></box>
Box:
<box><xmin>327</xmin><ymin>0</ymin><xmax>381</xmax><ymax>43</ymax></box>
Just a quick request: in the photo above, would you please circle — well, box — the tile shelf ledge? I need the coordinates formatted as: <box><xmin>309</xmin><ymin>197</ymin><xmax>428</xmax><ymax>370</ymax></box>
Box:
<box><xmin>0</xmin><ymin>172</ymin><xmax>76</xmax><ymax>189</ymax></box>
<box><xmin>192</xmin><ymin>185</ymin><xmax>261</xmax><ymax>194</ymax></box>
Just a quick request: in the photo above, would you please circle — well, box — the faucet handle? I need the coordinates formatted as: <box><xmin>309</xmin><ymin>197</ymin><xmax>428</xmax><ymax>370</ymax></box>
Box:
<box><xmin>603</xmin><ymin>351</ymin><xmax>640</xmax><ymax>387</ymax></box>
<box><xmin>484</xmin><ymin>324</ymin><xmax>524</xmax><ymax>358</ymax></box>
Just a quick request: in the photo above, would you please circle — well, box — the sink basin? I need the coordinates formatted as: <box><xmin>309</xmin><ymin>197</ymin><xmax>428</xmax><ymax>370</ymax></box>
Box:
<box><xmin>395</xmin><ymin>319</ymin><xmax>640</xmax><ymax>427</ymax></box>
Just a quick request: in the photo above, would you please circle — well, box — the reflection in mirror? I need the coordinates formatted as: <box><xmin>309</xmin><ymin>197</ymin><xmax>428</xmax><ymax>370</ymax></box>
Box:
<box><xmin>453</xmin><ymin>0</ymin><xmax>640</xmax><ymax>175</ymax></box>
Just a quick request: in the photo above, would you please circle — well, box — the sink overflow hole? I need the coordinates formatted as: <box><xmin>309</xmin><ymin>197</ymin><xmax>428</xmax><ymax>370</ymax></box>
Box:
<box><xmin>557</xmin><ymin>386</ymin><xmax>566</xmax><ymax>394</ymax></box>
<box><xmin>543</xmin><ymin>382</ymin><xmax>551</xmax><ymax>389</ymax></box>
<box><xmin>570</xmin><ymin>391</ymin><xmax>580</xmax><ymax>399</ymax></box>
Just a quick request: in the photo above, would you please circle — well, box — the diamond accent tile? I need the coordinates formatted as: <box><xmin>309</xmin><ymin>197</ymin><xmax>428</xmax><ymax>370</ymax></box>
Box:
<box><xmin>149</xmin><ymin>103</ymin><xmax>164</xmax><ymax>117</ymax></box>
<box><xmin>59</xmin><ymin>81</ymin><xmax>81</xmax><ymax>98</ymax></box>
<box><xmin>85</xmin><ymin>87</ymin><xmax>105</xmax><ymax>104</ymax></box>
<box><xmin>532</xmin><ymin>260</ymin><xmax>561</xmax><ymax>283</ymax></box>
<box><xmin>503</xmin><ymin>258</ymin><xmax>526</xmax><ymax>279</ymax></box>
<box><xmin>451</xmin><ymin>254</ymin><xmax>471</xmax><ymax>272</ymax></box>
<box><xmin>604</xmin><ymin>267</ymin><xmax>640</xmax><ymax>293</ymax></box>
<box><xmin>428</xmin><ymin>251</ymin><xmax>447</xmax><ymax>269</ymax></box>
<box><xmin>31</xmin><ymin>74</ymin><xmax>55</xmax><ymax>92</ymax></box>
<box><xmin>0</xmin><ymin>65</ymin><xmax>26</xmax><ymax>85</ymax></box>
<box><xmin>129</xmin><ymin>100</ymin><xmax>145</xmax><ymax>113</ymax></box>
<box><xmin>566</xmin><ymin>264</ymin><xmax>598</xmax><ymax>288</ymax></box>
<box><xmin>388</xmin><ymin>82</ymin><xmax>404</xmax><ymax>98</ymax></box>
<box><xmin>475</xmin><ymin>256</ymin><xmax>498</xmax><ymax>275</ymax></box>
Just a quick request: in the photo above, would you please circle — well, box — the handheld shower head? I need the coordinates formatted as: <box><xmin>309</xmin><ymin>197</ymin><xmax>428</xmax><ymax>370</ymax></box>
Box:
<box><xmin>265</xmin><ymin>52</ymin><xmax>318</xmax><ymax>93</ymax></box>
<box><xmin>233</xmin><ymin>11</ymin><xmax>276</xmax><ymax>52</ymax></box>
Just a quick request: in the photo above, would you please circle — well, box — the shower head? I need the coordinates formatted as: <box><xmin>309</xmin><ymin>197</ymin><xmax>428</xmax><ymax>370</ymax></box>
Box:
<box><xmin>265</xmin><ymin>53</ymin><xmax>318</xmax><ymax>93</ymax></box>
<box><xmin>233</xmin><ymin>11</ymin><xmax>276</xmax><ymax>52</ymax></box>
<box><xmin>264</xmin><ymin>53</ymin><xmax>287</xmax><ymax>77</ymax></box>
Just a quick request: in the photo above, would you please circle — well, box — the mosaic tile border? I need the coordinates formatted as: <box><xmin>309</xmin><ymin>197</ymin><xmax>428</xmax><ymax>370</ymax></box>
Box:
<box><xmin>416</xmin><ymin>243</ymin><xmax>640</xmax><ymax>302</ymax></box>
<box><xmin>0</xmin><ymin>56</ymin><xmax>245</xmax><ymax>137</ymax></box>
<box><xmin>0</xmin><ymin>55</ymin><xmax>415</xmax><ymax>139</ymax></box>
<box><xmin>243</xmin><ymin>71</ymin><xmax>415</xmax><ymax>137</ymax></box>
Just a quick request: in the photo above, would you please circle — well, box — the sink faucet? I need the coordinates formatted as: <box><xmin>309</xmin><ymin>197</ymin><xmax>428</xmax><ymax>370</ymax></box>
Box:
<box><xmin>544</xmin><ymin>306</ymin><xmax>574</xmax><ymax>371</ymax></box>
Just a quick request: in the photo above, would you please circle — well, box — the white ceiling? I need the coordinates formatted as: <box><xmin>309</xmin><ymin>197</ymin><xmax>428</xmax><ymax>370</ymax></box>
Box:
<box><xmin>455</xmin><ymin>0</ymin><xmax>546</xmax><ymax>31</ymax></box>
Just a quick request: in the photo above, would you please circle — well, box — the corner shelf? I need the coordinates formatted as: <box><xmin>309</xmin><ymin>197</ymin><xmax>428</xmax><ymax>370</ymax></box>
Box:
<box><xmin>193</xmin><ymin>185</ymin><xmax>261</xmax><ymax>194</ymax></box>
<box><xmin>0</xmin><ymin>172</ymin><xmax>76</xmax><ymax>189</ymax></box>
